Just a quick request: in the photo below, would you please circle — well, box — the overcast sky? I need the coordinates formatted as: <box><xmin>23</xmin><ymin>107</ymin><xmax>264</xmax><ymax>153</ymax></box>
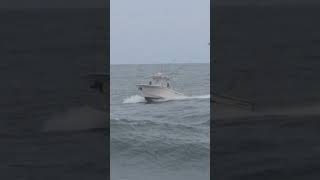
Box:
<box><xmin>111</xmin><ymin>0</ymin><xmax>210</xmax><ymax>64</ymax></box>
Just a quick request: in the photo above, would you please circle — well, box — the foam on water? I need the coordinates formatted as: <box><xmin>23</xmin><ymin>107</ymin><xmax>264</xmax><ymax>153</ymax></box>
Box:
<box><xmin>171</xmin><ymin>94</ymin><xmax>210</xmax><ymax>100</ymax></box>
<box><xmin>123</xmin><ymin>94</ymin><xmax>210</xmax><ymax>104</ymax></box>
<box><xmin>112</xmin><ymin>64</ymin><xmax>210</xmax><ymax>180</ymax></box>
<box><xmin>123</xmin><ymin>95</ymin><xmax>146</xmax><ymax>104</ymax></box>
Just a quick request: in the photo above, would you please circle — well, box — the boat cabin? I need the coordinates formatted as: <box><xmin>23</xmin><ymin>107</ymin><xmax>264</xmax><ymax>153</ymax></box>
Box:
<box><xmin>150</xmin><ymin>72</ymin><xmax>171</xmax><ymax>88</ymax></box>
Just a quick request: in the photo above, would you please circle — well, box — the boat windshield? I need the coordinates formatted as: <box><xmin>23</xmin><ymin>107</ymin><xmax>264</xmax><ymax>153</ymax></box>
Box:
<box><xmin>151</xmin><ymin>73</ymin><xmax>170</xmax><ymax>87</ymax></box>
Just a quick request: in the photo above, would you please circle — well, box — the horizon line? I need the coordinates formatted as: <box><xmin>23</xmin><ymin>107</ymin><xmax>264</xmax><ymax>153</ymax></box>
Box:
<box><xmin>111</xmin><ymin>62</ymin><xmax>210</xmax><ymax>65</ymax></box>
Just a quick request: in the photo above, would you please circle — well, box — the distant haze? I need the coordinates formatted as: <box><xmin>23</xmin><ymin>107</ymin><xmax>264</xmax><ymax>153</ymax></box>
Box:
<box><xmin>111</xmin><ymin>0</ymin><xmax>210</xmax><ymax>64</ymax></box>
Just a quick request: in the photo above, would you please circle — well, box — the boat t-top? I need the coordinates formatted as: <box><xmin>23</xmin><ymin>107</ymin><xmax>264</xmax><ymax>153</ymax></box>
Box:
<box><xmin>136</xmin><ymin>72</ymin><xmax>184</xmax><ymax>102</ymax></box>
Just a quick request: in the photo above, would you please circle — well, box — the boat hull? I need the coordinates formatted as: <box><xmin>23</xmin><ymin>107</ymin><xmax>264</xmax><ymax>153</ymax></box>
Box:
<box><xmin>136</xmin><ymin>84</ymin><xmax>184</xmax><ymax>101</ymax></box>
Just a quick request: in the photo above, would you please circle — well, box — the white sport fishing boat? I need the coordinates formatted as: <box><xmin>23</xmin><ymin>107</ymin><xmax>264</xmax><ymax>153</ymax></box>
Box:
<box><xmin>136</xmin><ymin>72</ymin><xmax>185</xmax><ymax>102</ymax></box>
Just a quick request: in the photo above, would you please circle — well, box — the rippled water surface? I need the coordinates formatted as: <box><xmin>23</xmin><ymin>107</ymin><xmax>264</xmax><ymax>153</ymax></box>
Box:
<box><xmin>111</xmin><ymin>63</ymin><xmax>210</xmax><ymax>180</ymax></box>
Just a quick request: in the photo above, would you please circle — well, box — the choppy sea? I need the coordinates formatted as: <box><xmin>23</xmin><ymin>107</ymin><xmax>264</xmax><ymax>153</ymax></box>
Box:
<box><xmin>110</xmin><ymin>63</ymin><xmax>210</xmax><ymax>180</ymax></box>
<box><xmin>0</xmin><ymin>9</ymin><xmax>108</xmax><ymax>179</ymax></box>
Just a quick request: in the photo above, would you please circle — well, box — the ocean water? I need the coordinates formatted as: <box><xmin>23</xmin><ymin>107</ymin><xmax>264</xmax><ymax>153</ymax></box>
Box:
<box><xmin>213</xmin><ymin>5</ymin><xmax>320</xmax><ymax>180</ymax></box>
<box><xmin>110</xmin><ymin>63</ymin><xmax>210</xmax><ymax>180</ymax></box>
<box><xmin>0</xmin><ymin>9</ymin><xmax>108</xmax><ymax>179</ymax></box>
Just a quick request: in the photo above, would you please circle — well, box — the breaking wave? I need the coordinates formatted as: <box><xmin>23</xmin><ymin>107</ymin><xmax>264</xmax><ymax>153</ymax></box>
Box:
<box><xmin>123</xmin><ymin>95</ymin><xmax>146</xmax><ymax>104</ymax></box>
<box><xmin>111</xmin><ymin>64</ymin><xmax>210</xmax><ymax>180</ymax></box>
